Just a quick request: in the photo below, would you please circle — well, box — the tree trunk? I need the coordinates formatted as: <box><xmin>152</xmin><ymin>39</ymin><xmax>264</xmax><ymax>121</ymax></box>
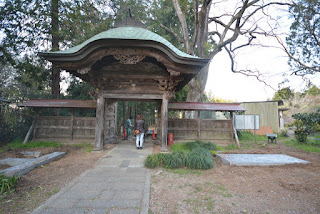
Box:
<box><xmin>172</xmin><ymin>0</ymin><xmax>191</xmax><ymax>54</ymax></box>
<box><xmin>186</xmin><ymin>1</ymin><xmax>211</xmax><ymax>108</ymax></box>
<box><xmin>51</xmin><ymin>0</ymin><xmax>60</xmax><ymax>99</ymax></box>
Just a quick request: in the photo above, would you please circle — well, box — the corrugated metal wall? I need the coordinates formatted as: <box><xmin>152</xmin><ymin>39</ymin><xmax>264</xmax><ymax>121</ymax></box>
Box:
<box><xmin>240</xmin><ymin>102</ymin><xmax>279</xmax><ymax>133</ymax></box>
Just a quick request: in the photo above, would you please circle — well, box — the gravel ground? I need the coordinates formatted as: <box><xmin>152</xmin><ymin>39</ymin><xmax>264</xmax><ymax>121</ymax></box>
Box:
<box><xmin>149</xmin><ymin>143</ymin><xmax>320</xmax><ymax>214</ymax></box>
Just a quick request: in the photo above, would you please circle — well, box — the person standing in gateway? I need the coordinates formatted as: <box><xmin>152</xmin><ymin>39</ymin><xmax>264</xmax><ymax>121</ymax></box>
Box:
<box><xmin>135</xmin><ymin>114</ymin><xmax>146</xmax><ymax>149</ymax></box>
<box><xmin>125</xmin><ymin>116</ymin><xmax>133</xmax><ymax>140</ymax></box>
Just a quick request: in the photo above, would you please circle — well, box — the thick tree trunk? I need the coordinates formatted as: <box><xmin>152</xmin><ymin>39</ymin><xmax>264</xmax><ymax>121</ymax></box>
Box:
<box><xmin>186</xmin><ymin>1</ymin><xmax>211</xmax><ymax>108</ymax></box>
<box><xmin>51</xmin><ymin>0</ymin><xmax>60</xmax><ymax>99</ymax></box>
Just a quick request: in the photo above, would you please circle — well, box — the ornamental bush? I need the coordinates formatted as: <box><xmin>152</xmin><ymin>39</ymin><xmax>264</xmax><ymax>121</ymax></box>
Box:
<box><xmin>185</xmin><ymin>147</ymin><xmax>214</xmax><ymax>170</ymax></box>
<box><xmin>292</xmin><ymin>113</ymin><xmax>320</xmax><ymax>143</ymax></box>
<box><xmin>144</xmin><ymin>142</ymin><xmax>216</xmax><ymax>170</ymax></box>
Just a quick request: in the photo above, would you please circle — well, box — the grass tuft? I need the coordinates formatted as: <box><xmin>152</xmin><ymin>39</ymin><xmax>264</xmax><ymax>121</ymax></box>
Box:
<box><xmin>282</xmin><ymin>139</ymin><xmax>320</xmax><ymax>152</ymax></box>
<box><xmin>4</xmin><ymin>140</ymin><xmax>62</xmax><ymax>150</ymax></box>
<box><xmin>0</xmin><ymin>175</ymin><xmax>18</xmax><ymax>198</ymax></box>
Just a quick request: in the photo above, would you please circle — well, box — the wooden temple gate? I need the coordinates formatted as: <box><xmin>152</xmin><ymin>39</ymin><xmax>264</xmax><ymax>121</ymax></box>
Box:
<box><xmin>38</xmin><ymin>26</ymin><xmax>209</xmax><ymax>151</ymax></box>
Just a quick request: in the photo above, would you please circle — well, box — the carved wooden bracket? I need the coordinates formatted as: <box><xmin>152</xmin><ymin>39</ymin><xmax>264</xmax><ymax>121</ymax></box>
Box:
<box><xmin>113</xmin><ymin>54</ymin><xmax>145</xmax><ymax>64</ymax></box>
<box><xmin>163</xmin><ymin>91</ymin><xmax>175</xmax><ymax>100</ymax></box>
<box><xmin>168</xmin><ymin>69</ymin><xmax>180</xmax><ymax>77</ymax></box>
<box><xmin>158</xmin><ymin>77</ymin><xmax>183</xmax><ymax>91</ymax></box>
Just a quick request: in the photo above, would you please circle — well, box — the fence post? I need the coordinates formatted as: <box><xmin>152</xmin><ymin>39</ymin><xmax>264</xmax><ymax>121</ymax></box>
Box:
<box><xmin>70</xmin><ymin>109</ymin><xmax>75</xmax><ymax>140</ymax></box>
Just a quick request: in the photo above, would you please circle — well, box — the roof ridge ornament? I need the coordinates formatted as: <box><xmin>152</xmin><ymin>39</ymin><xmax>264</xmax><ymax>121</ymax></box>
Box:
<box><xmin>115</xmin><ymin>7</ymin><xmax>146</xmax><ymax>29</ymax></box>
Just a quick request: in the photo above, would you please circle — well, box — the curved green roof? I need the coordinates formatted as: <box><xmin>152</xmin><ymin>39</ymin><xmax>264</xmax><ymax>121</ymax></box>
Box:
<box><xmin>54</xmin><ymin>27</ymin><xmax>199</xmax><ymax>59</ymax></box>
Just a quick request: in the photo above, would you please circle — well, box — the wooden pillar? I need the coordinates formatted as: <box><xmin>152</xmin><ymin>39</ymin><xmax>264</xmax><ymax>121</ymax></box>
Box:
<box><xmin>197</xmin><ymin>111</ymin><xmax>201</xmax><ymax>140</ymax></box>
<box><xmin>230</xmin><ymin>112</ymin><xmax>240</xmax><ymax>148</ymax></box>
<box><xmin>161</xmin><ymin>93</ymin><xmax>169</xmax><ymax>152</ymax></box>
<box><xmin>94</xmin><ymin>95</ymin><xmax>105</xmax><ymax>151</ymax></box>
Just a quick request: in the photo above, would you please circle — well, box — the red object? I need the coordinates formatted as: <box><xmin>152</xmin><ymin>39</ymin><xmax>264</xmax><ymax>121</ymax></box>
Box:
<box><xmin>168</xmin><ymin>133</ymin><xmax>174</xmax><ymax>146</ymax></box>
<box><xmin>152</xmin><ymin>129</ymin><xmax>156</xmax><ymax>140</ymax></box>
<box><xmin>123</xmin><ymin>129</ymin><xmax>127</xmax><ymax>139</ymax></box>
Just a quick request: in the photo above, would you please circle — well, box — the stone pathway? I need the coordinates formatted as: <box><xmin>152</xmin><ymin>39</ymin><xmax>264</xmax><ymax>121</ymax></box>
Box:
<box><xmin>32</xmin><ymin>143</ymin><xmax>153</xmax><ymax>214</ymax></box>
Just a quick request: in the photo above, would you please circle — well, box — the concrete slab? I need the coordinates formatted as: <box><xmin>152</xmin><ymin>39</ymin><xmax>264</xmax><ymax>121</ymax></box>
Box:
<box><xmin>0</xmin><ymin>158</ymin><xmax>31</xmax><ymax>166</ymax></box>
<box><xmin>217</xmin><ymin>154</ymin><xmax>310</xmax><ymax>166</ymax></box>
<box><xmin>0</xmin><ymin>152</ymin><xmax>66</xmax><ymax>176</ymax></box>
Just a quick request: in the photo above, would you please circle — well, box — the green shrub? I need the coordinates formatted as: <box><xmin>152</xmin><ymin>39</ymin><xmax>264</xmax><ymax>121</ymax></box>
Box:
<box><xmin>164</xmin><ymin>152</ymin><xmax>184</xmax><ymax>169</ymax></box>
<box><xmin>184</xmin><ymin>141</ymin><xmax>217</xmax><ymax>151</ymax></box>
<box><xmin>145</xmin><ymin>141</ymin><xmax>216</xmax><ymax>170</ymax></box>
<box><xmin>144</xmin><ymin>153</ymin><xmax>169</xmax><ymax>168</ymax></box>
<box><xmin>185</xmin><ymin>147</ymin><xmax>214</xmax><ymax>170</ymax></box>
<box><xmin>295</xmin><ymin>130</ymin><xmax>308</xmax><ymax>143</ymax></box>
<box><xmin>0</xmin><ymin>175</ymin><xmax>18</xmax><ymax>197</ymax></box>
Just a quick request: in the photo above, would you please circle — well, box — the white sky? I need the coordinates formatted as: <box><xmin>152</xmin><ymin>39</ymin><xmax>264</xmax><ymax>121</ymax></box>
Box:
<box><xmin>204</xmin><ymin>1</ymin><xmax>320</xmax><ymax>102</ymax></box>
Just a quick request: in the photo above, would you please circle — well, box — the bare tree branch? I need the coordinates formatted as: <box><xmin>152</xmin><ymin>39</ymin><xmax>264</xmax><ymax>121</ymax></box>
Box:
<box><xmin>224</xmin><ymin>46</ymin><xmax>275</xmax><ymax>89</ymax></box>
<box><xmin>159</xmin><ymin>23</ymin><xmax>183</xmax><ymax>43</ymax></box>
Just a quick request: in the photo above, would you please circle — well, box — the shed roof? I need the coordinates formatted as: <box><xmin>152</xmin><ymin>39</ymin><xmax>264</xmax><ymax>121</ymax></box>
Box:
<box><xmin>168</xmin><ymin>102</ymin><xmax>246</xmax><ymax>112</ymax></box>
<box><xmin>19</xmin><ymin>100</ymin><xmax>246</xmax><ymax>112</ymax></box>
<box><xmin>48</xmin><ymin>27</ymin><xmax>199</xmax><ymax>59</ymax></box>
<box><xmin>18</xmin><ymin>99</ymin><xmax>96</xmax><ymax>109</ymax></box>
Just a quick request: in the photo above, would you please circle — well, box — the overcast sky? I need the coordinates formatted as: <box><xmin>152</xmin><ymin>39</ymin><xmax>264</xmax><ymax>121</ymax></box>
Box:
<box><xmin>204</xmin><ymin>1</ymin><xmax>320</xmax><ymax>102</ymax></box>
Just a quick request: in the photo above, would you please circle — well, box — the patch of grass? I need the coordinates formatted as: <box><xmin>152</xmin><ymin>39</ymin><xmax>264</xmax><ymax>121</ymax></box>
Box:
<box><xmin>224</xmin><ymin>144</ymin><xmax>239</xmax><ymax>150</ymax></box>
<box><xmin>4</xmin><ymin>140</ymin><xmax>62</xmax><ymax>150</ymax></box>
<box><xmin>0</xmin><ymin>175</ymin><xmax>18</xmax><ymax>199</ymax></box>
<box><xmin>238</xmin><ymin>131</ymin><xmax>267</xmax><ymax>141</ymax></box>
<box><xmin>146</xmin><ymin>141</ymin><xmax>216</xmax><ymax>170</ymax></box>
<box><xmin>46</xmin><ymin>188</ymin><xmax>60</xmax><ymax>197</ymax></box>
<box><xmin>282</xmin><ymin>139</ymin><xmax>320</xmax><ymax>152</ymax></box>
<box><xmin>72</xmin><ymin>143</ymin><xmax>94</xmax><ymax>152</ymax></box>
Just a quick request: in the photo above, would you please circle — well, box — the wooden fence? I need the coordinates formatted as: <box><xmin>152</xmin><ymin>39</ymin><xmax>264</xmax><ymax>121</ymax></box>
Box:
<box><xmin>33</xmin><ymin>116</ymin><xmax>233</xmax><ymax>144</ymax></box>
<box><xmin>34</xmin><ymin>116</ymin><xmax>96</xmax><ymax>142</ymax></box>
<box><xmin>168</xmin><ymin>118</ymin><xmax>233</xmax><ymax>143</ymax></box>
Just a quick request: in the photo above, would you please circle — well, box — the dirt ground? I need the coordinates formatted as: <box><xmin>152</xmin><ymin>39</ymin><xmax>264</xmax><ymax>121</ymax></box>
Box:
<box><xmin>150</xmin><ymin>143</ymin><xmax>320</xmax><ymax>214</ymax></box>
<box><xmin>0</xmin><ymin>144</ymin><xmax>113</xmax><ymax>214</ymax></box>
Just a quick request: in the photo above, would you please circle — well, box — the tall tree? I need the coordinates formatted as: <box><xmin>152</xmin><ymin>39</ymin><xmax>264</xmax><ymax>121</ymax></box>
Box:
<box><xmin>285</xmin><ymin>0</ymin><xmax>320</xmax><ymax>76</ymax></box>
<box><xmin>0</xmin><ymin>0</ymin><xmax>112</xmax><ymax>98</ymax></box>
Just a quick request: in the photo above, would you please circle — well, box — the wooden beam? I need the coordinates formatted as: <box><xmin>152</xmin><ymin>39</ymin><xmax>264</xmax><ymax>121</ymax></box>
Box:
<box><xmin>94</xmin><ymin>96</ymin><xmax>105</xmax><ymax>151</ymax></box>
<box><xmin>160</xmin><ymin>94</ymin><xmax>169</xmax><ymax>152</ymax></box>
<box><xmin>103</xmin><ymin>94</ymin><xmax>163</xmax><ymax>100</ymax></box>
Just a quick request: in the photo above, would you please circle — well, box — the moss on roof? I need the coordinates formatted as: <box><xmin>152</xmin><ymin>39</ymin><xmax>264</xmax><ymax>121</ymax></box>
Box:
<box><xmin>53</xmin><ymin>27</ymin><xmax>199</xmax><ymax>59</ymax></box>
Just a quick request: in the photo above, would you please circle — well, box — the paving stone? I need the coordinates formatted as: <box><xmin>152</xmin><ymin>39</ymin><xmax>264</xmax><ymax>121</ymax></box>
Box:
<box><xmin>60</xmin><ymin>190</ymin><xmax>102</xmax><ymax>200</ymax></box>
<box><xmin>113</xmin><ymin>190</ymin><xmax>143</xmax><ymax>200</ymax></box>
<box><xmin>110</xmin><ymin>183</ymin><xmax>145</xmax><ymax>191</ymax></box>
<box><xmin>108</xmin><ymin>208</ymin><xmax>140</xmax><ymax>214</ymax></box>
<box><xmin>39</xmin><ymin>207</ymin><xmax>91</xmax><ymax>214</ymax></box>
<box><xmin>120</xmin><ymin>160</ymin><xmax>130</xmax><ymax>167</ymax></box>
<box><xmin>47</xmin><ymin>198</ymin><xmax>79</xmax><ymax>209</ymax></box>
<box><xmin>68</xmin><ymin>183</ymin><xmax>110</xmax><ymax>192</ymax></box>
<box><xmin>99</xmin><ymin>190</ymin><xmax>115</xmax><ymax>199</ymax></box>
<box><xmin>87</xmin><ymin>208</ymin><xmax>110</xmax><ymax>214</ymax></box>
<box><xmin>74</xmin><ymin>199</ymin><xmax>140</xmax><ymax>209</ymax></box>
